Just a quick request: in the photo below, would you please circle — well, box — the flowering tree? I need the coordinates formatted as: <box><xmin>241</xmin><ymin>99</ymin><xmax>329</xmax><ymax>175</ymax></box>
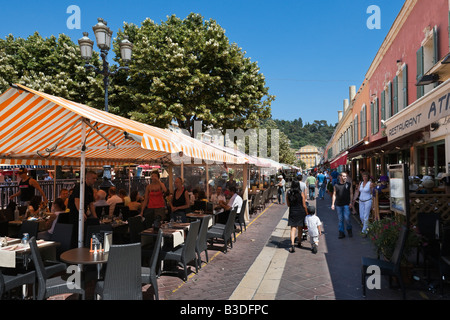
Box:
<box><xmin>0</xmin><ymin>32</ymin><xmax>103</xmax><ymax>106</ymax></box>
<box><xmin>109</xmin><ymin>13</ymin><xmax>274</xmax><ymax>135</ymax></box>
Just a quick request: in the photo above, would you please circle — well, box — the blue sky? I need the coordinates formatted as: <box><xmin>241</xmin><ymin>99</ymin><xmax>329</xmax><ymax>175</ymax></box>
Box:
<box><xmin>0</xmin><ymin>0</ymin><xmax>404</xmax><ymax>126</ymax></box>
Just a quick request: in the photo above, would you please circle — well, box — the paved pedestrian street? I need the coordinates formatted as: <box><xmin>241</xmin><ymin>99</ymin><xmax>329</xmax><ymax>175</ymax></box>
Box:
<box><xmin>158</xmin><ymin>192</ymin><xmax>450</xmax><ymax>302</ymax></box>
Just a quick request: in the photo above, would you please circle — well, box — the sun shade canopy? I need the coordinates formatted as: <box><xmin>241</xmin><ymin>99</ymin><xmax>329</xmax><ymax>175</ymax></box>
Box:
<box><xmin>0</xmin><ymin>84</ymin><xmax>244</xmax><ymax>166</ymax></box>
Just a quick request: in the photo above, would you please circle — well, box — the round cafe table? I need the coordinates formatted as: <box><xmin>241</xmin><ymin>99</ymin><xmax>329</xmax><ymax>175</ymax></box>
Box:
<box><xmin>60</xmin><ymin>247</ymin><xmax>109</xmax><ymax>279</ymax></box>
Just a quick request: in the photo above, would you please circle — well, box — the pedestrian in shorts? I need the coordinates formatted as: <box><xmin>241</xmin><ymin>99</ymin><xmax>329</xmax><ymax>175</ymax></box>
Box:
<box><xmin>304</xmin><ymin>205</ymin><xmax>322</xmax><ymax>254</ymax></box>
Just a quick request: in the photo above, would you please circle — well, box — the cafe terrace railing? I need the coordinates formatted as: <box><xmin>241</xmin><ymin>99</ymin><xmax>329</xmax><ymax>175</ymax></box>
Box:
<box><xmin>0</xmin><ymin>177</ymin><xmax>151</xmax><ymax>209</ymax></box>
<box><xmin>409</xmin><ymin>194</ymin><xmax>450</xmax><ymax>226</ymax></box>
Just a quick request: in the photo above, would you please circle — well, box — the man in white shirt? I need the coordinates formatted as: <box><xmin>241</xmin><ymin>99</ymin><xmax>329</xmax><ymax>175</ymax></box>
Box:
<box><xmin>106</xmin><ymin>187</ymin><xmax>123</xmax><ymax>217</ymax></box>
<box><xmin>218</xmin><ymin>186</ymin><xmax>243</xmax><ymax>224</ymax></box>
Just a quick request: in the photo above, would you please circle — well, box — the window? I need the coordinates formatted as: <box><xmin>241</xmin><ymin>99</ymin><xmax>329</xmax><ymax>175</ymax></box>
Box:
<box><xmin>381</xmin><ymin>82</ymin><xmax>392</xmax><ymax>121</ymax></box>
<box><xmin>371</xmin><ymin>98</ymin><xmax>379</xmax><ymax>134</ymax></box>
<box><xmin>417</xmin><ymin>26</ymin><xmax>439</xmax><ymax>98</ymax></box>
<box><xmin>360</xmin><ymin>104</ymin><xmax>367</xmax><ymax>138</ymax></box>
<box><xmin>393</xmin><ymin>64</ymin><xmax>408</xmax><ymax>113</ymax></box>
<box><xmin>353</xmin><ymin>114</ymin><xmax>359</xmax><ymax>142</ymax></box>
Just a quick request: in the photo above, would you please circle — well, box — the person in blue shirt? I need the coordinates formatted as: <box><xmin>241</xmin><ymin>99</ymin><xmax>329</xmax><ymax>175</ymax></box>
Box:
<box><xmin>331</xmin><ymin>169</ymin><xmax>339</xmax><ymax>186</ymax></box>
<box><xmin>316</xmin><ymin>171</ymin><xmax>326</xmax><ymax>200</ymax></box>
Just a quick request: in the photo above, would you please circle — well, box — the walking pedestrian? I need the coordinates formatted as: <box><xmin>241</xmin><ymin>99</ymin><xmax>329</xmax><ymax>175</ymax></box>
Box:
<box><xmin>331</xmin><ymin>172</ymin><xmax>353</xmax><ymax>239</ymax></box>
<box><xmin>286</xmin><ymin>180</ymin><xmax>308</xmax><ymax>253</ymax></box>
<box><xmin>316</xmin><ymin>170</ymin><xmax>326</xmax><ymax>200</ymax></box>
<box><xmin>352</xmin><ymin>171</ymin><xmax>374</xmax><ymax>236</ymax></box>
<box><xmin>306</xmin><ymin>172</ymin><xmax>316</xmax><ymax>200</ymax></box>
<box><xmin>304</xmin><ymin>205</ymin><xmax>322</xmax><ymax>254</ymax></box>
<box><xmin>276</xmin><ymin>175</ymin><xmax>286</xmax><ymax>205</ymax></box>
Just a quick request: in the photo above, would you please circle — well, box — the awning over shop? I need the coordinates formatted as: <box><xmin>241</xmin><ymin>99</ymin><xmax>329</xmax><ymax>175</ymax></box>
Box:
<box><xmin>330</xmin><ymin>151</ymin><xmax>348</xmax><ymax>169</ymax></box>
<box><xmin>0</xmin><ymin>84</ymin><xmax>243</xmax><ymax>165</ymax></box>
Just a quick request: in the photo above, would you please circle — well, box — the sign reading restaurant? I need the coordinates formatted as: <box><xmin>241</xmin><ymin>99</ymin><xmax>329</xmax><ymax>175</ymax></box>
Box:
<box><xmin>386</xmin><ymin>79</ymin><xmax>450</xmax><ymax>141</ymax></box>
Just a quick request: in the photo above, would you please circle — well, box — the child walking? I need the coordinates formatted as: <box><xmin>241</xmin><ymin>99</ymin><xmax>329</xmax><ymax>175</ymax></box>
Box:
<box><xmin>304</xmin><ymin>205</ymin><xmax>322</xmax><ymax>254</ymax></box>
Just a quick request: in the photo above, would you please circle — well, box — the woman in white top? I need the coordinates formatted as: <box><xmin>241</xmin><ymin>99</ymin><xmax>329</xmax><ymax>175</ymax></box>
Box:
<box><xmin>352</xmin><ymin>172</ymin><xmax>374</xmax><ymax>236</ymax></box>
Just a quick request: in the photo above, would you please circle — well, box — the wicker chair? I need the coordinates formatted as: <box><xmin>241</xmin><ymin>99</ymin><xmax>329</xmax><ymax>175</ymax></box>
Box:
<box><xmin>29</xmin><ymin>236</ymin><xmax>84</xmax><ymax>300</ymax></box>
<box><xmin>141</xmin><ymin>228</ymin><xmax>163</xmax><ymax>300</ymax></box>
<box><xmin>94</xmin><ymin>242</ymin><xmax>142</xmax><ymax>300</ymax></box>
<box><xmin>196</xmin><ymin>215</ymin><xmax>212</xmax><ymax>267</ymax></box>
<box><xmin>207</xmin><ymin>207</ymin><xmax>238</xmax><ymax>253</ymax></box>
<box><xmin>159</xmin><ymin>220</ymin><xmax>201</xmax><ymax>281</ymax></box>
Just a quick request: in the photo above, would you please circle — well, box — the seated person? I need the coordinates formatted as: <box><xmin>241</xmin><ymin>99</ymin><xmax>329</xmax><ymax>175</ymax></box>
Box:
<box><xmin>106</xmin><ymin>187</ymin><xmax>123</xmax><ymax>217</ymax></box>
<box><xmin>93</xmin><ymin>189</ymin><xmax>108</xmax><ymax>207</ymax></box>
<box><xmin>127</xmin><ymin>190</ymin><xmax>142</xmax><ymax>212</ymax></box>
<box><xmin>37</xmin><ymin>198</ymin><xmax>66</xmax><ymax>240</ymax></box>
<box><xmin>210</xmin><ymin>186</ymin><xmax>226</xmax><ymax>212</ymax></box>
<box><xmin>217</xmin><ymin>186</ymin><xmax>243</xmax><ymax>224</ymax></box>
<box><xmin>118</xmin><ymin>188</ymin><xmax>131</xmax><ymax>206</ymax></box>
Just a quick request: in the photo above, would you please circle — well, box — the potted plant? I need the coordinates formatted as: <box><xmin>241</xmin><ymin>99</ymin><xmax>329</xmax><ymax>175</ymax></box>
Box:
<box><xmin>367</xmin><ymin>216</ymin><xmax>421</xmax><ymax>284</ymax></box>
<box><xmin>367</xmin><ymin>216</ymin><xmax>421</xmax><ymax>263</ymax></box>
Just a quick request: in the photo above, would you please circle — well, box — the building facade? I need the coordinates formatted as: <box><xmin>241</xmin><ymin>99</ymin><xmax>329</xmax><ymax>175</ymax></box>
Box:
<box><xmin>327</xmin><ymin>0</ymin><xmax>450</xmax><ymax>185</ymax></box>
<box><xmin>296</xmin><ymin>145</ymin><xmax>321</xmax><ymax>170</ymax></box>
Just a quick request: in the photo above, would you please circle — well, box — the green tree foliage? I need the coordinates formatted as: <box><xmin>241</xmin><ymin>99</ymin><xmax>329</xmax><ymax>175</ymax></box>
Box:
<box><xmin>0</xmin><ymin>32</ymin><xmax>103</xmax><ymax>106</ymax></box>
<box><xmin>109</xmin><ymin>13</ymin><xmax>274</xmax><ymax>135</ymax></box>
<box><xmin>273</xmin><ymin>117</ymin><xmax>336</xmax><ymax>150</ymax></box>
<box><xmin>258</xmin><ymin>119</ymin><xmax>296</xmax><ymax>165</ymax></box>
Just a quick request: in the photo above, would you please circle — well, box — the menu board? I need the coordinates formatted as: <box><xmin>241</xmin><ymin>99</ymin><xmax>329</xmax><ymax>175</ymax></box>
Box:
<box><xmin>388</xmin><ymin>164</ymin><xmax>407</xmax><ymax>216</ymax></box>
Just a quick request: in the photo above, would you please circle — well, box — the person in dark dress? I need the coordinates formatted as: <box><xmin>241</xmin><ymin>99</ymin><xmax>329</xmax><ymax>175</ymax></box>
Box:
<box><xmin>170</xmin><ymin>177</ymin><xmax>190</xmax><ymax>222</ymax></box>
<box><xmin>286</xmin><ymin>180</ymin><xmax>308</xmax><ymax>253</ymax></box>
<box><xmin>62</xmin><ymin>171</ymin><xmax>98</xmax><ymax>248</ymax></box>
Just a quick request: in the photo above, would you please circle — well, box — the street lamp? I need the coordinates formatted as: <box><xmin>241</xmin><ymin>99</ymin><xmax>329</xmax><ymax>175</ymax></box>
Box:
<box><xmin>78</xmin><ymin>18</ymin><xmax>133</xmax><ymax>190</ymax></box>
<box><xmin>78</xmin><ymin>18</ymin><xmax>133</xmax><ymax>113</ymax></box>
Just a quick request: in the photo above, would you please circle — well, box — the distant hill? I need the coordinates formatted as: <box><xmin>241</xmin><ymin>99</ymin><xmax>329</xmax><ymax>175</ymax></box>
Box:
<box><xmin>272</xmin><ymin>118</ymin><xmax>336</xmax><ymax>150</ymax></box>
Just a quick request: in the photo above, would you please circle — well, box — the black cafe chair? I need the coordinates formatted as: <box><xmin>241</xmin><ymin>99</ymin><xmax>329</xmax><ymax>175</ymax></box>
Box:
<box><xmin>207</xmin><ymin>207</ymin><xmax>238</xmax><ymax>253</ymax></box>
<box><xmin>196</xmin><ymin>215</ymin><xmax>212</xmax><ymax>267</ymax></box>
<box><xmin>95</xmin><ymin>242</ymin><xmax>142</xmax><ymax>300</ymax></box>
<box><xmin>0</xmin><ymin>268</ymin><xmax>36</xmax><ymax>300</ymax></box>
<box><xmin>159</xmin><ymin>220</ymin><xmax>201</xmax><ymax>281</ymax></box>
<box><xmin>141</xmin><ymin>229</ymin><xmax>163</xmax><ymax>300</ymax></box>
<box><xmin>19</xmin><ymin>221</ymin><xmax>39</xmax><ymax>239</ymax></box>
<box><xmin>361</xmin><ymin>225</ymin><xmax>408</xmax><ymax>299</ymax></box>
<box><xmin>29</xmin><ymin>237</ymin><xmax>85</xmax><ymax>300</ymax></box>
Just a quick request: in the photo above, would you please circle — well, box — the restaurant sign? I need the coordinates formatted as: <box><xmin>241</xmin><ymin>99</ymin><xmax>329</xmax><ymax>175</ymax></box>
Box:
<box><xmin>386</xmin><ymin>81</ymin><xmax>450</xmax><ymax>141</ymax></box>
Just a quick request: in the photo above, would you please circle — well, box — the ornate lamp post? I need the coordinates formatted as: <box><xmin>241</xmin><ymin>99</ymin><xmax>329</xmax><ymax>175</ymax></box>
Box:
<box><xmin>78</xmin><ymin>18</ymin><xmax>133</xmax><ymax>112</ymax></box>
<box><xmin>78</xmin><ymin>18</ymin><xmax>133</xmax><ymax>190</ymax></box>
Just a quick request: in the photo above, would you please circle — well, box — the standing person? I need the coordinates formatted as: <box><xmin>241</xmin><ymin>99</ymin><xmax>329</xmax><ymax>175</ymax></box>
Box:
<box><xmin>316</xmin><ymin>171</ymin><xmax>326</xmax><ymax>200</ymax></box>
<box><xmin>296</xmin><ymin>174</ymin><xmax>307</xmax><ymax>202</ymax></box>
<box><xmin>352</xmin><ymin>172</ymin><xmax>374</xmax><ymax>237</ymax></box>
<box><xmin>170</xmin><ymin>177</ymin><xmax>190</xmax><ymax>222</ymax></box>
<box><xmin>304</xmin><ymin>205</ymin><xmax>322</xmax><ymax>254</ymax></box>
<box><xmin>286</xmin><ymin>180</ymin><xmax>308</xmax><ymax>253</ymax></box>
<box><xmin>276</xmin><ymin>175</ymin><xmax>286</xmax><ymax>205</ymax></box>
<box><xmin>331</xmin><ymin>172</ymin><xmax>353</xmax><ymax>239</ymax></box>
<box><xmin>140</xmin><ymin>170</ymin><xmax>168</xmax><ymax>225</ymax></box>
<box><xmin>331</xmin><ymin>169</ymin><xmax>339</xmax><ymax>186</ymax></box>
<box><xmin>9</xmin><ymin>168</ymin><xmax>48</xmax><ymax>206</ymax></box>
<box><xmin>306</xmin><ymin>172</ymin><xmax>316</xmax><ymax>200</ymax></box>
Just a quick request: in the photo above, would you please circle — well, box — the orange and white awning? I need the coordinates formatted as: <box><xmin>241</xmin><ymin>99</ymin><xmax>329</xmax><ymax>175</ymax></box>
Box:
<box><xmin>0</xmin><ymin>84</ymin><xmax>244</xmax><ymax>165</ymax></box>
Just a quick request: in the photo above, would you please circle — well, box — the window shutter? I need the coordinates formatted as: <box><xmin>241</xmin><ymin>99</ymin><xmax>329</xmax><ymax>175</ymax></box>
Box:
<box><xmin>375</xmin><ymin>98</ymin><xmax>379</xmax><ymax>133</ymax></box>
<box><xmin>433</xmin><ymin>26</ymin><xmax>439</xmax><ymax>64</ymax></box>
<box><xmin>393</xmin><ymin>76</ymin><xmax>398</xmax><ymax>115</ymax></box>
<box><xmin>387</xmin><ymin>82</ymin><xmax>392</xmax><ymax>118</ymax></box>
<box><xmin>370</xmin><ymin>102</ymin><xmax>374</xmax><ymax>134</ymax></box>
<box><xmin>360</xmin><ymin>110</ymin><xmax>363</xmax><ymax>138</ymax></box>
<box><xmin>417</xmin><ymin>46</ymin><xmax>424</xmax><ymax>98</ymax></box>
<box><xmin>402</xmin><ymin>64</ymin><xmax>408</xmax><ymax>108</ymax></box>
<box><xmin>381</xmin><ymin>90</ymin><xmax>386</xmax><ymax>121</ymax></box>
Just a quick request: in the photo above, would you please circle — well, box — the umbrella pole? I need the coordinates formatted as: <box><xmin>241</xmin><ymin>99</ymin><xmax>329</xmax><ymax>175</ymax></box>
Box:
<box><xmin>78</xmin><ymin>119</ymin><xmax>86</xmax><ymax>248</ymax></box>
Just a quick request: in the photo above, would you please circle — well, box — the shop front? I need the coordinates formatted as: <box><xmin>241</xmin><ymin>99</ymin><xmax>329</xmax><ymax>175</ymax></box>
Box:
<box><xmin>385</xmin><ymin>79</ymin><xmax>450</xmax><ymax>182</ymax></box>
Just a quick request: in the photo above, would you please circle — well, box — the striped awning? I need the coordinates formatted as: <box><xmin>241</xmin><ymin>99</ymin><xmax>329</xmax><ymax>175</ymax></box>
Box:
<box><xmin>0</xmin><ymin>84</ymin><xmax>244</xmax><ymax>165</ymax></box>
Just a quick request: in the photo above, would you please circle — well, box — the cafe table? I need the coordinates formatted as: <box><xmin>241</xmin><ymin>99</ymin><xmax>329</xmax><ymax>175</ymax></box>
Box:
<box><xmin>186</xmin><ymin>213</ymin><xmax>214</xmax><ymax>227</ymax></box>
<box><xmin>140</xmin><ymin>225</ymin><xmax>186</xmax><ymax>249</ymax></box>
<box><xmin>60</xmin><ymin>247</ymin><xmax>109</xmax><ymax>280</ymax></box>
<box><xmin>0</xmin><ymin>238</ymin><xmax>58</xmax><ymax>268</ymax></box>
